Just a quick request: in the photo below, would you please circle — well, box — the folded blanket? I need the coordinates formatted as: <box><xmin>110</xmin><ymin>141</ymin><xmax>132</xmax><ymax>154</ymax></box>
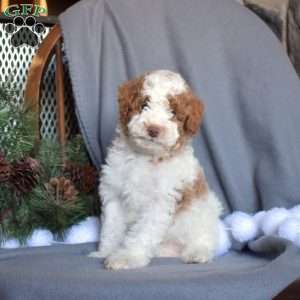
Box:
<box><xmin>8</xmin><ymin>0</ymin><xmax>296</xmax><ymax>299</ymax></box>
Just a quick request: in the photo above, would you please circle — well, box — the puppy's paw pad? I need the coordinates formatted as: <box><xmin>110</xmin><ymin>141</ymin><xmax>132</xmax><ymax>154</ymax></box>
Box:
<box><xmin>104</xmin><ymin>252</ymin><xmax>148</xmax><ymax>270</ymax></box>
<box><xmin>182</xmin><ymin>248</ymin><xmax>213</xmax><ymax>264</ymax></box>
<box><xmin>105</xmin><ymin>257</ymin><xmax>131</xmax><ymax>270</ymax></box>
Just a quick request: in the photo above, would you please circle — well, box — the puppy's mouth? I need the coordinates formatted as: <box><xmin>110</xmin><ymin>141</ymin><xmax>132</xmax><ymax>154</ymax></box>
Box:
<box><xmin>133</xmin><ymin>135</ymin><xmax>166</xmax><ymax>147</ymax></box>
<box><xmin>134</xmin><ymin>136</ymin><xmax>164</xmax><ymax>146</ymax></box>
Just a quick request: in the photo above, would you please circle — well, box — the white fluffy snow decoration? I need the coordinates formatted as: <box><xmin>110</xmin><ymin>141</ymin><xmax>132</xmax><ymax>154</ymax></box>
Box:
<box><xmin>290</xmin><ymin>205</ymin><xmax>300</xmax><ymax>219</ymax></box>
<box><xmin>2</xmin><ymin>239</ymin><xmax>20</xmax><ymax>249</ymax></box>
<box><xmin>253</xmin><ymin>210</ymin><xmax>267</xmax><ymax>236</ymax></box>
<box><xmin>261</xmin><ymin>208</ymin><xmax>290</xmax><ymax>235</ymax></box>
<box><xmin>278</xmin><ymin>218</ymin><xmax>300</xmax><ymax>247</ymax></box>
<box><xmin>215</xmin><ymin>220</ymin><xmax>232</xmax><ymax>256</ymax></box>
<box><xmin>64</xmin><ymin>217</ymin><xmax>100</xmax><ymax>244</ymax></box>
<box><xmin>224</xmin><ymin>211</ymin><xmax>259</xmax><ymax>243</ymax></box>
<box><xmin>26</xmin><ymin>229</ymin><xmax>54</xmax><ymax>247</ymax></box>
<box><xmin>3</xmin><ymin>205</ymin><xmax>300</xmax><ymax>253</ymax></box>
<box><xmin>253</xmin><ymin>211</ymin><xmax>266</xmax><ymax>227</ymax></box>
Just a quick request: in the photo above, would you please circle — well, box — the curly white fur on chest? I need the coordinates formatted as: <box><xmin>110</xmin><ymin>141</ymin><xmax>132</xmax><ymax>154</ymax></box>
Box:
<box><xmin>100</xmin><ymin>136</ymin><xmax>200</xmax><ymax>217</ymax></box>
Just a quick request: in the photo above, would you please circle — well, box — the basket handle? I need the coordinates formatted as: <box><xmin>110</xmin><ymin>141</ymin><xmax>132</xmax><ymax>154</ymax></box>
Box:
<box><xmin>55</xmin><ymin>39</ymin><xmax>66</xmax><ymax>157</ymax></box>
<box><xmin>24</xmin><ymin>24</ymin><xmax>67</xmax><ymax>162</ymax></box>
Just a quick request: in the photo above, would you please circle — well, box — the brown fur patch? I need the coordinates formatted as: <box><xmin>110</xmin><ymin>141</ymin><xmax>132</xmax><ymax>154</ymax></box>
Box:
<box><xmin>169</xmin><ymin>90</ymin><xmax>204</xmax><ymax>136</ymax></box>
<box><xmin>118</xmin><ymin>75</ymin><xmax>148</xmax><ymax>135</ymax></box>
<box><xmin>175</xmin><ymin>170</ymin><xmax>208</xmax><ymax>215</ymax></box>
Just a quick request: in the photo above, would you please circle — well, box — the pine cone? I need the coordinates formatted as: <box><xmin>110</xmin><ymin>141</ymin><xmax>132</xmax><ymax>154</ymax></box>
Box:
<box><xmin>45</xmin><ymin>177</ymin><xmax>78</xmax><ymax>202</ymax></box>
<box><xmin>9</xmin><ymin>157</ymin><xmax>40</xmax><ymax>194</ymax></box>
<box><xmin>64</xmin><ymin>163</ymin><xmax>98</xmax><ymax>193</ymax></box>
<box><xmin>0</xmin><ymin>152</ymin><xmax>12</xmax><ymax>183</ymax></box>
<box><xmin>24</xmin><ymin>157</ymin><xmax>41</xmax><ymax>175</ymax></box>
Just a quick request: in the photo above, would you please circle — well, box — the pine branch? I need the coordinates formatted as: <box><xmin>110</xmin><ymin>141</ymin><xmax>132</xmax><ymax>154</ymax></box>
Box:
<box><xmin>0</xmin><ymin>84</ymin><xmax>36</xmax><ymax>161</ymax></box>
<box><xmin>28</xmin><ymin>186</ymin><xmax>90</xmax><ymax>239</ymax></box>
<box><xmin>1</xmin><ymin>83</ymin><xmax>98</xmax><ymax>243</ymax></box>
<box><xmin>64</xmin><ymin>135</ymin><xmax>90</xmax><ymax>164</ymax></box>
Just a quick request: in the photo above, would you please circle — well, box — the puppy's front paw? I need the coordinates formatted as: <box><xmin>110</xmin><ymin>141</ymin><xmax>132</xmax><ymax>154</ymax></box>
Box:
<box><xmin>104</xmin><ymin>250</ymin><xmax>149</xmax><ymax>270</ymax></box>
<box><xmin>182</xmin><ymin>246</ymin><xmax>214</xmax><ymax>264</ymax></box>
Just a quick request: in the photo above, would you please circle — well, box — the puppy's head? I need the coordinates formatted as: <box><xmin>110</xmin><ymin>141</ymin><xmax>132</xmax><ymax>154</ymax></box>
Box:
<box><xmin>118</xmin><ymin>70</ymin><xmax>204</xmax><ymax>156</ymax></box>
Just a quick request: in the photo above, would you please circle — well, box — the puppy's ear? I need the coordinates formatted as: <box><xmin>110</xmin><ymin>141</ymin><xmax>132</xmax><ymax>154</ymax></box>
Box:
<box><xmin>118</xmin><ymin>77</ymin><xmax>144</xmax><ymax>130</ymax></box>
<box><xmin>184</xmin><ymin>92</ymin><xmax>205</xmax><ymax>136</ymax></box>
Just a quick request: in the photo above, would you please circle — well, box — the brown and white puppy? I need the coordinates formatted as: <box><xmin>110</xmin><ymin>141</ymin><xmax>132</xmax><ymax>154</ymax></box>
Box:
<box><xmin>91</xmin><ymin>70</ymin><xmax>222</xmax><ymax>270</ymax></box>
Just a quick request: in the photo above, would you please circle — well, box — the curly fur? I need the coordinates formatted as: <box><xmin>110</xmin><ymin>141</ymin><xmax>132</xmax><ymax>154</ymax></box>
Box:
<box><xmin>118</xmin><ymin>75</ymin><xmax>146</xmax><ymax>135</ymax></box>
<box><xmin>169</xmin><ymin>90</ymin><xmax>204</xmax><ymax>136</ymax></box>
<box><xmin>90</xmin><ymin>70</ymin><xmax>222</xmax><ymax>270</ymax></box>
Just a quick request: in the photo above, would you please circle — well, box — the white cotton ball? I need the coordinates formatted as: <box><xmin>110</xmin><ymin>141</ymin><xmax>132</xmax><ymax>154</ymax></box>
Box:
<box><xmin>261</xmin><ymin>208</ymin><xmax>290</xmax><ymax>236</ymax></box>
<box><xmin>289</xmin><ymin>205</ymin><xmax>300</xmax><ymax>219</ymax></box>
<box><xmin>1</xmin><ymin>239</ymin><xmax>20</xmax><ymax>249</ymax></box>
<box><xmin>253</xmin><ymin>211</ymin><xmax>266</xmax><ymax>227</ymax></box>
<box><xmin>215</xmin><ymin>220</ymin><xmax>232</xmax><ymax>256</ymax></box>
<box><xmin>224</xmin><ymin>211</ymin><xmax>258</xmax><ymax>243</ymax></box>
<box><xmin>278</xmin><ymin>218</ymin><xmax>300</xmax><ymax>247</ymax></box>
<box><xmin>253</xmin><ymin>211</ymin><xmax>267</xmax><ymax>235</ymax></box>
<box><xmin>64</xmin><ymin>217</ymin><xmax>100</xmax><ymax>244</ymax></box>
<box><xmin>26</xmin><ymin>229</ymin><xmax>54</xmax><ymax>247</ymax></box>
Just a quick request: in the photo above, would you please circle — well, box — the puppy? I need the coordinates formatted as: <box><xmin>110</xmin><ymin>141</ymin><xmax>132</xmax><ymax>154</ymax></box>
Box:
<box><xmin>91</xmin><ymin>70</ymin><xmax>222</xmax><ymax>270</ymax></box>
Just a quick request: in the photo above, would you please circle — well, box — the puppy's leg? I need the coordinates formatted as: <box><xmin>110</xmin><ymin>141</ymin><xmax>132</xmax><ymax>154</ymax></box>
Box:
<box><xmin>89</xmin><ymin>201</ymin><xmax>125</xmax><ymax>258</ymax></box>
<box><xmin>172</xmin><ymin>192</ymin><xmax>221</xmax><ymax>263</ymax></box>
<box><xmin>105</xmin><ymin>201</ymin><xmax>174</xmax><ymax>270</ymax></box>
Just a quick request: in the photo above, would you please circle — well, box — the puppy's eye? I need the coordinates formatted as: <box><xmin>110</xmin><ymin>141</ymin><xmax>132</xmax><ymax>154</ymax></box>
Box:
<box><xmin>141</xmin><ymin>98</ymin><xmax>150</xmax><ymax>110</ymax></box>
<box><xmin>141</xmin><ymin>103</ymin><xmax>148</xmax><ymax>109</ymax></box>
<box><xmin>171</xmin><ymin>109</ymin><xmax>176</xmax><ymax>115</ymax></box>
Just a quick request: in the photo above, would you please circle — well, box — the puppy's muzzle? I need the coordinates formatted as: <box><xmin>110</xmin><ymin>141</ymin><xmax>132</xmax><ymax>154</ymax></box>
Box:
<box><xmin>147</xmin><ymin>125</ymin><xmax>162</xmax><ymax>138</ymax></box>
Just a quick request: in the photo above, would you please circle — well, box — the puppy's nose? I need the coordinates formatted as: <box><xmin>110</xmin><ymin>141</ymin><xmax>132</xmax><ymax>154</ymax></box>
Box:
<box><xmin>147</xmin><ymin>125</ymin><xmax>161</xmax><ymax>138</ymax></box>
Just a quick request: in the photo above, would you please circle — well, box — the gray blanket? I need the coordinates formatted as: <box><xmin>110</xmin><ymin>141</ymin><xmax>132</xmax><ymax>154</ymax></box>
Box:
<box><xmin>0</xmin><ymin>239</ymin><xmax>299</xmax><ymax>300</ymax></box>
<box><xmin>60</xmin><ymin>0</ymin><xmax>300</xmax><ymax>214</ymax></box>
<box><xmin>1</xmin><ymin>0</ymin><xmax>300</xmax><ymax>299</ymax></box>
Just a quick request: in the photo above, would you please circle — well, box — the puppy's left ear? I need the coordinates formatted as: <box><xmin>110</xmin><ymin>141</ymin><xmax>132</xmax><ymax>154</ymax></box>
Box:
<box><xmin>184</xmin><ymin>92</ymin><xmax>205</xmax><ymax>135</ymax></box>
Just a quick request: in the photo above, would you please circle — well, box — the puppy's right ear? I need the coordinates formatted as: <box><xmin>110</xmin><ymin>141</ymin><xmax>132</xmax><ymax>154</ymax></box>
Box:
<box><xmin>118</xmin><ymin>77</ymin><xmax>143</xmax><ymax>132</ymax></box>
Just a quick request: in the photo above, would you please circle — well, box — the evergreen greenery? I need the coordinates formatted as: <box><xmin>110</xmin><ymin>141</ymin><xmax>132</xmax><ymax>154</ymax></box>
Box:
<box><xmin>0</xmin><ymin>84</ymin><xmax>36</xmax><ymax>161</ymax></box>
<box><xmin>0</xmin><ymin>84</ymin><xmax>99</xmax><ymax>245</ymax></box>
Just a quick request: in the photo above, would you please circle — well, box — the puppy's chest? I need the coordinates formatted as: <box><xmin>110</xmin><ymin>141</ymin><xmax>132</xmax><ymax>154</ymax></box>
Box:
<box><xmin>119</xmin><ymin>158</ymin><xmax>186</xmax><ymax>207</ymax></box>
